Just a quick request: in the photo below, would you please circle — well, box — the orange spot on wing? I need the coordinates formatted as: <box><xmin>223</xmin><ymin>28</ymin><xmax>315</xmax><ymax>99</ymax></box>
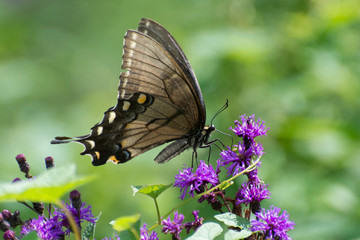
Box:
<box><xmin>137</xmin><ymin>94</ymin><xmax>147</xmax><ymax>104</ymax></box>
<box><xmin>109</xmin><ymin>155</ymin><xmax>120</xmax><ymax>164</ymax></box>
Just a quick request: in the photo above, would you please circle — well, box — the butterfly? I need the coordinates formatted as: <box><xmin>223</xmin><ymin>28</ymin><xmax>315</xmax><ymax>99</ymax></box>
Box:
<box><xmin>51</xmin><ymin>18</ymin><xmax>220</xmax><ymax>166</ymax></box>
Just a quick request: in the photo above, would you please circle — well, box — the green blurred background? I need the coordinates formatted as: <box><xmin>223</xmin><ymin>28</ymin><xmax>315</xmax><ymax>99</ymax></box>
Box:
<box><xmin>1</xmin><ymin>0</ymin><xmax>359</xmax><ymax>239</ymax></box>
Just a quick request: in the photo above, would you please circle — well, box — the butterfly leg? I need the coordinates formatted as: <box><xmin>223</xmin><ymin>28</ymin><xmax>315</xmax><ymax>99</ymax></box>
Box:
<box><xmin>191</xmin><ymin>150</ymin><xmax>199</xmax><ymax>168</ymax></box>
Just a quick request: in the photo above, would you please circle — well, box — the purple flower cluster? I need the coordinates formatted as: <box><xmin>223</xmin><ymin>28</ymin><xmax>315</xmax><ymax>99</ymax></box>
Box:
<box><xmin>21</xmin><ymin>215</ymin><xmax>64</xmax><ymax>240</ymax></box>
<box><xmin>170</xmin><ymin>114</ymin><xmax>295</xmax><ymax>239</ymax></box>
<box><xmin>161</xmin><ymin>210</ymin><xmax>203</xmax><ymax>240</ymax></box>
<box><xmin>236</xmin><ymin>180</ymin><xmax>271</xmax><ymax>206</ymax></box>
<box><xmin>161</xmin><ymin>211</ymin><xmax>184</xmax><ymax>239</ymax></box>
<box><xmin>174</xmin><ymin>160</ymin><xmax>218</xmax><ymax>200</ymax></box>
<box><xmin>230</xmin><ymin>114</ymin><xmax>269</xmax><ymax>143</ymax></box>
<box><xmin>140</xmin><ymin>223</ymin><xmax>158</xmax><ymax>240</ymax></box>
<box><xmin>251</xmin><ymin>205</ymin><xmax>295</xmax><ymax>240</ymax></box>
<box><xmin>174</xmin><ymin>114</ymin><xmax>268</xmax><ymax>202</ymax></box>
<box><xmin>218</xmin><ymin>114</ymin><xmax>267</xmax><ymax>178</ymax></box>
<box><xmin>21</xmin><ymin>199</ymin><xmax>96</xmax><ymax>239</ymax></box>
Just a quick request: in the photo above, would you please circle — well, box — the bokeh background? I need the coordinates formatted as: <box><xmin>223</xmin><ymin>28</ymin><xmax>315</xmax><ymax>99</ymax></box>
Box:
<box><xmin>1</xmin><ymin>0</ymin><xmax>359</xmax><ymax>239</ymax></box>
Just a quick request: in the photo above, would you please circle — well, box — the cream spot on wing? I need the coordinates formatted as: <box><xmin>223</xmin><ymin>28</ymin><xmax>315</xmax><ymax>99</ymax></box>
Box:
<box><xmin>122</xmin><ymin>77</ymin><xmax>128</xmax><ymax>87</ymax></box>
<box><xmin>122</xmin><ymin>101</ymin><xmax>130</xmax><ymax>111</ymax></box>
<box><xmin>94</xmin><ymin>151</ymin><xmax>100</xmax><ymax>159</ymax></box>
<box><xmin>127</xmin><ymin>49</ymin><xmax>134</xmax><ymax>58</ymax></box>
<box><xmin>145</xmin><ymin>21</ymin><xmax>150</xmax><ymax>27</ymax></box>
<box><xmin>108</xmin><ymin>111</ymin><xmax>116</xmax><ymax>123</ymax></box>
<box><xmin>86</xmin><ymin>140</ymin><xmax>95</xmax><ymax>149</ymax></box>
<box><xmin>120</xmin><ymin>90</ymin><xmax>125</xmax><ymax>98</ymax></box>
<box><xmin>96</xmin><ymin>126</ymin><xmax>103</xmax><ymax>135</ymax></box>
<box><xmin>143</xmin><ymin>29</ymin><xmax>148</xmax><ymax>35</ymax></box>
<box><xmin>129</xmin><ymin>41</ymin><xmax>136</xmax><ymax>49</ymax></box>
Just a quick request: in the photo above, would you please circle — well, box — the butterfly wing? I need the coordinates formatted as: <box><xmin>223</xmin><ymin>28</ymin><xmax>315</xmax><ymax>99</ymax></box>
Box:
<box><xmin>52</xmin><ymin>19</ymin><xmax>206</xmax><ymax>166</ymax></box>
<box><xmin>137</xmin><ymin>18</ymin><xmax>206</xmax><ymax>122</ymax></box>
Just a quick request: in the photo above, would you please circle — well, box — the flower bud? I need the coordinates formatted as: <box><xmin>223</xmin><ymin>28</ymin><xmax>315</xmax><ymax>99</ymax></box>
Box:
<box><xmin>45</xmin><ymin>156</ymin><xmax>55</xmax><ymax>169</ymax></box>
<box><xmin>0</xmin><ymin>214</ymin><xmax>10</xmax><ymax>232</ymax></box>
<box><xmin>33</xmin><ymin>202</ymin><xmax>45</xmax><ymax>215</ymax></box>
<box><xmin>12</xmin><ymin>178</ymin><xmax>21</xmax><ymax>183</ymax></box>
<box><xmin>15</xmin><ymin>154</ymin><xmax>31</xmax><ymax>178</ymax></box>
<box><xmin>1</xmin><ymin>210</ymin><xmax>12</xmax><ymax>221</ymax></box>
<box><xmin>3</xmin><ymin>230</ymin><xmax>17</xmax><ymax>240</ymax></box>
<box><xmin>11</xmin><ymin>211</ymin><xmax>23</xmax><ymax>227</ymax></box>
<box><xmin>70</xmin><ymin>190</ymin><xmax>82</xmax><ymax>211</ymax></box>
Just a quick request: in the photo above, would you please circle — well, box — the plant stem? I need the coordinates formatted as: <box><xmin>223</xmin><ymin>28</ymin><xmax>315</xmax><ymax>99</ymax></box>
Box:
<box><xmin>56</xmin><ymin>200</ymin><xmax>81</xmax><ymax>240</ymax></box>
<box><xmin>154</xmin><ymin>198</ymin><xmax>161</xmax><ymax>224</ymax></box>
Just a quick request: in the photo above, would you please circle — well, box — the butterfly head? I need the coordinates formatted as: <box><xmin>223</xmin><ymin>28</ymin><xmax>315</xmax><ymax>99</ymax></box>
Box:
<box><xmin>203</xmin><ymin>125</ymin><xmax>215</xmax><ymax>135</ymax></box>
<box><xmin>202</xmin><ymin>124</ymin><xmax>215</xmax><ymax>142</ymax></box>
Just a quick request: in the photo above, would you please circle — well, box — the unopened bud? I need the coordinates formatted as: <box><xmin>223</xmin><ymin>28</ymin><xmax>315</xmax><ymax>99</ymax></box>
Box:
<box><xmin>11</xmin><ymin>211</ymin><xmax>23</xmax><ymax>228</ymax></box>
<box><xmin>3</xmin><ymin>230</ymin><xmax>18</xmax><ymax>240</ymax></box>
<box><xmin>12</xmin><ymin>178</ymin><xmax>21</xmax><ymax>183</ymax></box>
<box><xmin>0</xmin><ymin>214</ymin><xmax>10</xmax><ymax>232</ymax></box>
<box><xmin>15</xmin><ymin>154</ymin><xmax>31</xmax><ymax>178</ymax></box>
<box><xmin>33</xmin><ymin>202</ymin><xmax>45</xmax><ymax>215</ymax></box>
<box><xmin>45</xmin><ymin>156</ymin><xmax>55</xmax><ymax>169</ymax></box>
<box><xmin>70</xmin><ymin>190</ymin><xmax>82</xmax><ymax>211</ymax></box>
<box><xmin>1</xmin><ymin>210</ymin><xmax>12</xmax><ymax>221</ymax></box>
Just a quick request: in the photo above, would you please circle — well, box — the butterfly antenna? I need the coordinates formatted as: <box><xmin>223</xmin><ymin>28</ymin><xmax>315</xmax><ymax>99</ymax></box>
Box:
<box><xmin>214</xmin><ymin>129</ymin><xmax>232</xmax><ymax>148</ymax></box>
<box><xmin>210</xmin><ymin>99</ymin><xmax>229</xmax><ymax>126</ymax></box>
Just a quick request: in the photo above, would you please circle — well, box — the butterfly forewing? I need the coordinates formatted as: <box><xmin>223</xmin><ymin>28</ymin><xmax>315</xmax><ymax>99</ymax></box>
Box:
<box><xmin>52</xmin><ymin>19</ymin><xmax>209</xmax><ymax>166</ymax></box>
<box><xmin>137</xmin><ymin>19</ymin><xmax>206</xmax><ymax>124</ymax></box>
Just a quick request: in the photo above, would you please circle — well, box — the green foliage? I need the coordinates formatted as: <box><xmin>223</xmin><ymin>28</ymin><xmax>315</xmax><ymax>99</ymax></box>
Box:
<box><xmin>131</xmin><ymin>183</ymin><xmax>173</xmax><ymax>199</ymax></box>
<box><xmin>224</xmin><ymin>229</ymin><xmax>253</xmax><ymax>240</ymax></box>
<box><xmin>214</xmin><ymin>212</ymin><xmax>250</xmax><ymax>229</ymax></box>
<box><xmin>82</xmin><ymin>213</ymin><xmax>102</xmax><ymax>240</ymax></box>
<box><xmin>110</xmin><ymin>214</ymin><xmax>141</xmax><ymax>232</ymax></box>
<box><xmin>1</xmin><ymin>0</ymin><xmax>359</xmax><ymax>239</ymax></box>
<box><xmin>186</xmin><ymin>222</ymin><xmax>223</xmax><ymax>240</ymax></box>
<box><xmin>21</xmin><ymin>231</ymin><xmax>41</xmax><ymax>240</ymax></box>
<box><xmin>0</xmin><ymin>165</ymin><xmax>94</xmax><ymax>203</ymax></box>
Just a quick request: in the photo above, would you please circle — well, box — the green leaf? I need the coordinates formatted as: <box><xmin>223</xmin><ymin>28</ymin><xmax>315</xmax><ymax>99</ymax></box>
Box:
<box><xmin>186</xmin><ymin>222</ymin><xmax>223</xmax><ymax>240</ymax></box>
<box><xmin>214</xmin><ymin>212</ymin><xmax>250</xmax><ymax>229</ymax></box>
<box><xmin>224</xmin><ymin>229</ymin><xmax>253</xmax><ymax>240</ymax></box>
<box><xmin>110</xmin><ymin>214</ymin><xmax>141</xmax><ymax>232</ymax></box>
<box><xmin>21</xmin><ymin>231</ymin><xmax>40</xmax><ymax>240</ymax></box>
<box><xmin>82</xmin><ymin>213</ymin><xmax>101</xmax><ymax>240</ymax></box>
<box><xmin>0</xmin><ymin>165</ymin><xmax>94</xmax><ymax>204</ymax></box>
<box><xmin>131</xmin><ymin>183</ymin><xmax>173</xmax><ymax>199</ymax></box>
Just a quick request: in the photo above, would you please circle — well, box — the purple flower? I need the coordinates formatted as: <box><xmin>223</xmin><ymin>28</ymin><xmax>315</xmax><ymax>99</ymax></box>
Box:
<box><xmin>174</xmin><ymin>161</ymin><xmax>218</xmax><ymax>200</ymax></box>
<box><xmin>218</xmin><ymin>142</ymin><xmax>263</xmax><ymax>177</ymax></box>
<box><xmin>161</xmin><ymin>211</ymin><xmax>184</xmax><ymax>239</ymax></box>
<box><xmin>21</xmin><ymin>202</ymin><xmax>96</xmax><ymax>239</ymax></box>
<box><xmin>184</xmin><ymin>210</ymin><xmax>204</xmax><ymax>234</ymax></box>
<box><xmin>251</xmin><ymin>205</ymin><xmax>295</xmax><ymax>240</ymax></box>
<box><xmin>60</xmin><ymin>202</ymin><xmax>96</xmax><ymax>235</ymax></box>
<box><xmin>235</xmin><ymin>180</ymin><xmax>271</xmax><ymax>206</ymax></box>
<box><xmin>230</xmin><ymin>114</ymin><xmax>269</xmax><ymax>141</ymax></box>
<box><xmin>140</xmin><ymin>223</ymin><xmax>159</xmax><ymax>240</ymax></box>
<box><xmin>21</xmin><ymin>215</ymin><xmax>64</xmax><ymax>240</ymax></box>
